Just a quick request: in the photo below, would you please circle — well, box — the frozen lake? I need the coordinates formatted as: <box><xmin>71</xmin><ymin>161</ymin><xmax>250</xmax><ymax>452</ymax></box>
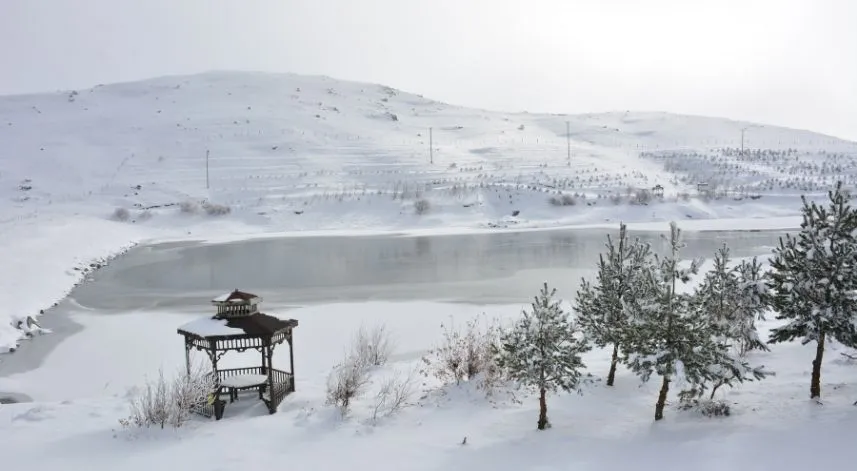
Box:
<box><xmin>71</xmin><ymin>227</ymin><xmax>788</xmax><ymax>310</ymax></box>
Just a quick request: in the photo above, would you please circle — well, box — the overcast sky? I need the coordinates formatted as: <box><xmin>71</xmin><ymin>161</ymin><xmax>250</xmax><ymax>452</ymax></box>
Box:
<box><xmin>2</xmin><ymin>0</ymin><xmax>855</xmax><ymax>139</ymax></box>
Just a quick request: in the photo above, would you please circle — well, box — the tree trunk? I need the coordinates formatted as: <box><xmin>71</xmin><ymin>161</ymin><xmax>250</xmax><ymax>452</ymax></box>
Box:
<box><xmin>709</xmin><ymin>380</ymin><xmax>724</xmax><ymax>400</ymax></box>
<box><xmin>810</xmin><ymin>331</ymin><xmax>826</xmax><ymax>399</ymax></box>
<box><xmin>537</xmin><ymin>388</ymin><xmax>548</xmax><ymax>430</ymax></box>
<box><xmin>654</xmin><ymin>375</ymin><xmax>670</xmax><ymax>421</ymax></box>
<box><xmin>606</xmin><ymin>343</ymin><xmax>620</xmax><ymax>387</ymax></box>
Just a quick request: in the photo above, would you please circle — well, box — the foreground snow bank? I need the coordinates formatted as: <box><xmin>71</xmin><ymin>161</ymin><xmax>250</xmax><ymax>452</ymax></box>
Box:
<box><xmin>1</xmin><ymin>301</ymin><xmax>856</xmax><ymax>471</ymax></box>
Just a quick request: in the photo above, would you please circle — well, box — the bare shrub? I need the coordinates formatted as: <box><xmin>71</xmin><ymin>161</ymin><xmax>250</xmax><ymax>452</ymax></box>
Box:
<box><xmin>632</xmin><ymin>189</ymin><xmax>652</xmax><ymax>205</ymax></box>
<box><xmin>420</xmin><ymin>314</ymin><xmax>502</xmax><ymax>388</ymax></box>
<box><xmin>111</xmin><ymin>207</ymin><xmax>131</xmax><ymax>222</ymax></box>
<box><xmin>352</xmin><ymin>324</ymin><xmax>394</xmax><ymax>367</ymax></box>
<box><xmin>179</xmin><ymin>200</ymin><xmax>199</xmax><ymax>214</ymax></box>
<box><xmin>325</xmin><ymin>357</ymin><xmax>370</xmax><ymax>416</ymax></box>
<box><xmin>120</xmin><ymin>364</ymin><xmax>216</xmax><ymax>430</ymax></box>
<box><xmin>203</xmin><ymin>202</ymin><xmax>231</xmax><ymax>216</ymax></box>
<box><xmin>137</xmin><ymin>209</ymin><xmax>153</xmax><ymax>221</ymax></box>
<box><xmin>548</xmin><ymin>195</ymin><xmax>577</xmax><ymax>207</ymax></box>
<box><xmin>414</xmin><ymin>199</ymin><xmax>430</xmax><ymax>215</ymax></box>
<box><xmin>370</xmin><ymin>369</ymin><xmax>418</xmax><ymax>423</ymax></box>
<box><xmin>609</xmin><ymin>194</ymin><xmax>623</xmax><ymax>205</ymax></box>
<box><xmin>677</xmin><ymin>397</ymin><xmax>731</xmax><ymax>418</ymax></box>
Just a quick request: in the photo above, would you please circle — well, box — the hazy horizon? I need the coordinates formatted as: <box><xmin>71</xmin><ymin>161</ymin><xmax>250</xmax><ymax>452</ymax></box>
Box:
<box><xmin>2</xmin><ymin>0</ymin><xmax>854</xmax><ymax>140</ymax></box>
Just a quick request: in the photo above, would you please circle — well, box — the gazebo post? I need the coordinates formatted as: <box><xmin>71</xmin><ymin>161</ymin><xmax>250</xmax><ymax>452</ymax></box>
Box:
<box><xmin>266</xmin><ymin>342</ymin><xmax>275</xmax><ymax>413</ymax></box>
<box><xmin>184</xmin><ymin>338</ymin><xmax>192</xmax><ymax>376</ymax></box>
<box><xmin>209</xmin><ymin>339</ymin><xmax>219</xmax><ymax>379</ymax></box>
<box><xmin>288</xmin><ymin>330</ymin><xmax>296</xmax><ymax>392</ymax></box>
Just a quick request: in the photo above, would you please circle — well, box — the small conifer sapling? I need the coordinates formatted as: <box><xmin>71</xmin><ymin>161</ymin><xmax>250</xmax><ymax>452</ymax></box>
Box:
<box><xmin>496</xmin><ymin>282</ymin><xmax>591</xmax><ymax>430</ymax></box>
<box><xmin>767</xmin><ymin>182</ymin><xmax>857</xmax><ymax>400</ymax></box>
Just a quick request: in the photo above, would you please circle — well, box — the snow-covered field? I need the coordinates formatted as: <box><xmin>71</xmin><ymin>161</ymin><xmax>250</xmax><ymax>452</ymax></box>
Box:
<box><xmin>1</xmin><ymin>71</ymin><xmax>856</xmax><ymax>470</ymax></box>
<box><xmin>1</xmin><ymin>298</ymin><xmax>855</xmax><ymax>471</ymax></box>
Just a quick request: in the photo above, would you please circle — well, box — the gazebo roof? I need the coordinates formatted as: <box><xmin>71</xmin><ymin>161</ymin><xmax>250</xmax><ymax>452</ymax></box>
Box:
<box><xmin>178</xmin><ymin>312</ymin><xmax>298</xmax><ymax>340</ymax></box>
<box><xmin>212</xmin><ymin>289</ymin><xmax>262</xmax><ymax>305</ymax></box>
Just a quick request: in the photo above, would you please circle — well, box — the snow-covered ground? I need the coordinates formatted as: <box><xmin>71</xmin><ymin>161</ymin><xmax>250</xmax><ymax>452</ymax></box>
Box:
<box><xmin>1</xmin><ymin>299</ymin><xmax>855</xmax><ymax>471</ymax></box>
<box><xmin>1</xmin><ymin>71</ymin><xmax>856</xmax><ymax>469</ymax></box>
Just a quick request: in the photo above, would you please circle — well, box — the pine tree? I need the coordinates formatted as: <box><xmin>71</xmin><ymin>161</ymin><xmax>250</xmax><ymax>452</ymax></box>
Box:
<box><xmin>575</xmin><ymin>223</ymin><xmax>652</xmax><ymax>386</ymax></box>
<box><xmin>695</xmin><ymin>245</ymin><xmax>769</xmax><ymax>357</ymax></box>
<box><xmin>733</xmin><ymin>256</ymin><xmax>770</xmax><ymax>355</ymax></box>
<box><xmin>624</xmin><ymin>222</ymin><xmax>767</xmax><ymax>421</ymax></box>
<box><xmin>685</xmin><ymin>246</ymin><xmax>772</xmax><ymax>402</ymax></box>
<box><xmin>496</xmin><ymin>282</ymin><xmax>591</xmax><ymax>430</ymax></box>
<box><xmin>767</xmin><ymin>181</ymin><xmax>857</xmax><ymax>400</ymax></box>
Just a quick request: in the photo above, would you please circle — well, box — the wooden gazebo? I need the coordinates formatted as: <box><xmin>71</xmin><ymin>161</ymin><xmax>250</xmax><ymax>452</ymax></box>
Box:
<box><xmin>177</xmin><ymin>289</ymin><xmax>298</xmax><ymax>420</ymax></box>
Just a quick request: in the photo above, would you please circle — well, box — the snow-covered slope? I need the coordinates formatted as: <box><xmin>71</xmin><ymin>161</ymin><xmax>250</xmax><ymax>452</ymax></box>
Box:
<box><xmin>1</xmin><ymin>70</ymin><xmax>856</xmax><ymax>353</ymax></box>
<box><xmin>2</xmin><ymin>70</ymin><xmax>856</xmax><ymax>232</ymax></box>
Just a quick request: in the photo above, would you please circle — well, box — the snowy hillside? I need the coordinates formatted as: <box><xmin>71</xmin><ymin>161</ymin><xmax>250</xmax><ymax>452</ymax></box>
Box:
<box><xmin>2</xmin><ymin>70</ymin><xmax>856</xmax><ymax>234</ymax></box>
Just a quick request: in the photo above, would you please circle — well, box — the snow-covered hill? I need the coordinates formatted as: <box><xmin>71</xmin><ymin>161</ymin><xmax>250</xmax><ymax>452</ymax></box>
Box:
<box><xmin>2</xmin><ymin>70</ymin><xmax>856</xmax><ymax>233</ymax></box>
<box><xmin>1</xmin><ymin>70</ymin><xmax>856</xmax><ymax>352</ymax></box>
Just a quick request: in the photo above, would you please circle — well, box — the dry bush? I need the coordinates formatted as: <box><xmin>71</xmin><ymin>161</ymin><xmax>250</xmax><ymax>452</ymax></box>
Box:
<box><xmin>351</xmin><ymin>324</ymin><xmax>394</xmax><ymax>367</ymax></box>
<box><xmin>548</xmin><ymin>195</ymin><xmax>576</xmax><ymax>207</ymax></box>
<box><xmin>420</xmin><ymin>314</ymin><xmax>503</xmax><ymax>389</ymax></box>
<box><xmin>325</xmin><ymin>357</ymin><xmax>370</xmax><ymax>416</ymax></box>
<box><xmin>370</xmin><ymin>369</ymin><xmax>418</xmax><ymax>423</ymax></box>
<box><xmin>111</xmin><ymin>207</ymin><xmax>131</xmax><ymax>222</ymax></box>
<box><xmin>632</xmin><ymin>189</ymin><xmax>652</xmax><ymax>205</ymax></box>
<box><xmin>120</xmin><ymin>364</ymin><xmax>216</xmax><ymax>430</ymax></box>
<box><xmin>677</xmin><ymin>398</ymin><xmax>731</xmax><ymax>417</ymax></box>
<box><xmin>414</xmin><ymin>199</ymin><xmax>431</xmax><ymax>215</ymax></box>
<box><xmin>203</xmin><ymin>202</ymin><xmax>231</xmax><ymax>216</ymax></box>
<box><xmin>179</xmin><ymin>200</ymin><xmax>199</xmax><ymax>214</ymax></box>
<box><xmin>137</xmin><ymin>209</ymin><xmax>153</xmax><ymax>221</ymax></box>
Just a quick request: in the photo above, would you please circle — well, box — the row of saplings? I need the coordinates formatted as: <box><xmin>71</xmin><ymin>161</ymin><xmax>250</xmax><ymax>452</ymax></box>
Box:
<box><xmin>414</xmin><ymin>182</ymin><xmax>857</xmax><ymax>430</ymax></box>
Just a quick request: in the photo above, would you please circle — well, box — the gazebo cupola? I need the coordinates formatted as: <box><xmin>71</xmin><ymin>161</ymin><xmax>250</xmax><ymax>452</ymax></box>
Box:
<box><xmin>212</xmin><ymin>289</ymin><xmax>261</xmax><ymax>318</ymax></box>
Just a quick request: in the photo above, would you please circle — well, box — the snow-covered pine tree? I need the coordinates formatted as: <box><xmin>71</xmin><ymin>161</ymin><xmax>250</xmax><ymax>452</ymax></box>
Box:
<box><xmin>575</xmin><ymin>222</ymin><xmax>652</xmax><ymax>386</ymax></box>
<box><xmin>733</xmin><ymin>256</ymin><xmax>770</xmax><ymax>355</ymax></box>
<box><xmin>624</xmin><ymin>222</ymin><xmax>767</xmax><ymax>421</ymax></box>
<box><xmin>496</xmin><ymin>282</ymin><xmax>591</xmax><ymax>430</ymax></box>
<box><xmin>695</xmin><ymin>245</ymin><xmax>770</xmax><ymax>357</ymax></box>
<box><xmin>684</xmin><ymin>245</ymin><xmax>772</xmax><ymax>402</ymax></box>
<box><xmin>767</xmin><ymin>181</ymin><xmax>857</xmax><ymax>400</ymax></box>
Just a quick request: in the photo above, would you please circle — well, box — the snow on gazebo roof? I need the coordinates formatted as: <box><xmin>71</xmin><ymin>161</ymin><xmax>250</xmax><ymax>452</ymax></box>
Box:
<box><xmin>212</xmin><ymin>289</ymin><xmax>262</xmax><ymax>304</ymax></box>
<box><xmin>178</xmin><ymin>316</ymin><xmax>247</xmax><ymax>338</ymax></box>
<box><xmin>178</xmin><ymin>313</ymin><xmax>299</xmax><ymax>339</ymax></box>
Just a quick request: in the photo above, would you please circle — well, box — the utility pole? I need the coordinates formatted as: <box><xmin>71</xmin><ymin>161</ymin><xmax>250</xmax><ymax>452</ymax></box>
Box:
<box><xmin>740</xmin><ymin>127</ymin><xmax>747</xmax><ymax>156</ymax></box>
<box><xmin>206</xmin><ymin>149</ymin><xmax>210</xmax><ymax>189</ymax></box>
<box><xmin>429</xmin><ymin>127</ymin><xmax>433</xmax><ymax>164</ymax></box>
<box><xmin>566</xmin><ymin>121</ymin><xmax>571</xmax><ymax>164</ymax></box>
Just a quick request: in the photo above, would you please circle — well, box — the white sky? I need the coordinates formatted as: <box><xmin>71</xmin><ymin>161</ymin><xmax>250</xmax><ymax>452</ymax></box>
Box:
<box><xmin>2</xmin><ymin>0</ymin><xmax>855</xmax><ymax>140</ymax></box>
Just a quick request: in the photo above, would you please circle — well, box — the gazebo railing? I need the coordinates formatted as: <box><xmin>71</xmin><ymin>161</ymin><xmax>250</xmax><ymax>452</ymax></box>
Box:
<box><xmin>191</xmin><ymin>367</ymin><xmax>293</xmax><ymax>419</ymax></box>
<box><xmin>217</xmin><ymin>366</ymin><xmax>266</xmax><ymax>383</ymax></box>
<box><xmin>264</xmin><ymin>368</ymin><xmax>294</xmax><ymax>408</ymax></box>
